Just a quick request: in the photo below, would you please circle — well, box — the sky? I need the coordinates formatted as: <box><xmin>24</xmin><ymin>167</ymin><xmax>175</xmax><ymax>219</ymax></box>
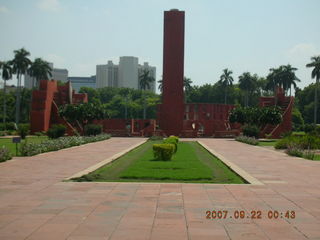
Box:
<box><xmin>0</xmin><ymin>0</ymin><xmax>319</xmax><ymax>92</ymax></box>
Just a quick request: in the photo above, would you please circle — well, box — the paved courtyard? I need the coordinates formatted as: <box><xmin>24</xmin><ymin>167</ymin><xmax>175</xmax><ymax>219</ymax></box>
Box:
<box><xmin>0</xmin><ymin>137</ymin><xmax>319</xmax><ymax>240</ymax></box>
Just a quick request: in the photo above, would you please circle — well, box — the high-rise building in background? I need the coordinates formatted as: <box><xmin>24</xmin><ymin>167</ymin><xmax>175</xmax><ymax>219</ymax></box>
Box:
<box><xmin>68</xmin><ymin>76</ymin><xmax>96</xmax><ymax>92</ymax></box>
<box><xmin>24</xmin><ymin>63</ymin><xmax>68</xmax><ymax>89</ymax></box>
<box><xmin>96</xmin><ymin>56</ymin><xmax>156</xmax><ymax>92</ymax></box>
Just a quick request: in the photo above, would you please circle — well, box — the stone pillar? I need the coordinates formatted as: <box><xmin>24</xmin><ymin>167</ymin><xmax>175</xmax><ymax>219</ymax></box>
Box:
<box><xmin>160</xmin><ymin>9</ymin><xmax>185</xmax><ymax>136</ymax></box>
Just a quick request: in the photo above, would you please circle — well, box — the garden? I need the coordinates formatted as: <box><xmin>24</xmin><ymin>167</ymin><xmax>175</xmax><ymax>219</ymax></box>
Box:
<box><xmin>0</xmin><ymin>122</ymin><xmax>110</xmax><ymax>162</ymax></box>
<box><xmin>72</xmin><ymin>136</ymin><xmax>246</xmax><ymax>184</ymax></box>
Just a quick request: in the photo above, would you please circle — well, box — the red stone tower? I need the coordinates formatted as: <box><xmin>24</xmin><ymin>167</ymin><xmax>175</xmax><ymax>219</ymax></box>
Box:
<box><xmin>160</xmin><ymin>9</ymin><xmax>185</xmax><ymax>136</ymax></box>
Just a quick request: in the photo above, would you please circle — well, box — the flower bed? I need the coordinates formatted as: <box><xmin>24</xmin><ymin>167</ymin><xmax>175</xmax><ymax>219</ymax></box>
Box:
<box><xmin>235</xmin><ymin>136</ymin><xmax>259</xmax><ymax>145</ymax></box>
<box><xmin>20</xmin><ymin>134</ymin><xmax>111</xmax><ymax>156</ymax></box>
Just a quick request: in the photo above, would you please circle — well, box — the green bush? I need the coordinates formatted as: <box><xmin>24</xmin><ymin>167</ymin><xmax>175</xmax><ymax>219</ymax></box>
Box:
<box><xmin>84</xmin><ymin>124</ymin><xmax>102</xmax><ymax>136</ymax></box>
<box><xmin>275</xmin><ymin>134</ymin><xmax>320</xmax><ymax>150</ymax></box>
<box><xmin>235</xmin><ymin>136</ymin><xmax>259</xmax><ymax>145</ymax></box>
<box><xmin>20</xmin><ymin>134</ymin><xmax>111</xmax><ymax>156</ymax></box>
<box><xmin>17</xmin><ymin>124</ymin><xmax>30</xmax><ymax>139</ymax></box>
<box><xmin>0</xmin><ymin>146</ymin><xmax>12</xmax><ymax>162</ymax></box>
<box><xmin>163</xmin><ymin>136</ymin><xmax>179</xmax><ymax>153</ymax></box>
<box><xmin>243</xmin><ymin>125</ymin><xmax>260</xmax><ymax>138</ymax></box>
<box><xmin>153</xmin><ymin>143</ymin><xmax>175</xmax><ymax>161</ymax></box>
<box><xmin>47</xmin><ymin>124</ymin><xmax>66</xmax><ymax>139</ymax></box>
<box><xmin>0</xmin><ymin>122</ymin><xmax>16</xmax><ymax>131</ymax></box>
<box><xmin>292</xmin><ymin>108</ymin><xmax>304</xmax><ymax>131</ymax></box>
<box><xmin>286</xmin><ymin>144</ymin><xmax>303</xmax><ymax>157</ymax></box>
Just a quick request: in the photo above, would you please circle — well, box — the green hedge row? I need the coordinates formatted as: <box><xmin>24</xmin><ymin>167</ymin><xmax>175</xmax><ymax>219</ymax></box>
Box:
<box><xmin>20</xmin><ymin>134</ymin><xmax>111</xmax><ymax>156</ymax></box>
<box><xmin>152</xmin><ymin>136</ymin><xmax>179</xmax><ymax>161</ymax></box>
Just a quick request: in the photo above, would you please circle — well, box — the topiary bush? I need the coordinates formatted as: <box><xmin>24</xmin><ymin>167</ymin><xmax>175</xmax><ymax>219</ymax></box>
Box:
<box><xmin>84</xmin><ymin>124</ymin><xmax>102</xmax><ymax>136</ymax></box>
<box><xmin>47</xmin><ymin>124</ymin><xmax>66</xmax><ymax>139</ymax></box>
<box><xmin>17</xmin><ymin>123</ymin><xmax>30</xmax><ymax>139</ymax></box>
<box><xmin>0</xmin><ymin>146</ymin><xmax>12</xmax><ymax>162</ymax></box>
<box><xmin>153</xmin><ymin>143</ymin><xmax>175</xmax><ymax>161</ymax></box>
<box><xmin>163</xmin><ymin>136</ymin><xmax>179</xmax><ymax>153</ymax></box>
<box><xmin>242</xmin><ymin>125</ymin><xmax>260</xmax><ymax>138</ymax></box>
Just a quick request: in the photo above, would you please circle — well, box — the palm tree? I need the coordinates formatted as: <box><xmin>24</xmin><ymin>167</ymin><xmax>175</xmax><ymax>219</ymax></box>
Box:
<box><xmin>139</xmin><ymin>69</ymin><xmax>155</xmax><ymax>119</ymax></box>
<box><xmin>28</xmin><ymin>58</ymin><xmax>52</xmax><ymax>88</ymax></box>
<box><xmin>238</xmin><ymin>72</ymin><xmax>257</xmax><ymax>107</ymax></box>
<box><xmin>282</xmin><ymin>64</ymin><xmax>300</xmax><ymax>96</ymax></box>
<box><xmin>218</xmin><ymin>68</ymin><xmax>234</xmax><ymax>104</ymax></box>
<box><xmin>10</xmin><ymin>48</ymin><xmax>32</xmax><ymax>124</ymax></box>
<box><xmin>306</xmin><ymin>56</ymin><xmax>320</xmax><ymax>124</ymax></box>
<box><xmin>0</xmin><ymin>61</ymin><xmax>13</xmax><ymax>128</ymax></box>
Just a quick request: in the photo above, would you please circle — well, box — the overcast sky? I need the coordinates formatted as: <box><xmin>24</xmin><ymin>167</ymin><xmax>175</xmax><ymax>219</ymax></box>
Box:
<box><xmin>0</xmin><ymin>0</ymin><xmax>319</xmax><ymax>91</ymax></box>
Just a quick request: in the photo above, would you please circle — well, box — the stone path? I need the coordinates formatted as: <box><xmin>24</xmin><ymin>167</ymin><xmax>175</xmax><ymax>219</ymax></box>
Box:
<box><xmin>0</xmin><ymin>138</ymin><xmax>319</xmax><ymax>239</ymax></box>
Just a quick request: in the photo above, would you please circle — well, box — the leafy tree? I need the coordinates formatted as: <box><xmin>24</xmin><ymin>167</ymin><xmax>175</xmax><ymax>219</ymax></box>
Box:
<box><xmin>139</xmin><ymin>69</ymin><xmax>155</xmax><ymax>119</ymax></box>
<box><xmin>0</xmin><ymin>61</ymin><xmax>12</xmax><ymax>128</ymax></box>
<box><xmin>306</xmin><ymin>56</ymin><xmax>320</xmax><ymax>124</ymax></box>
<box><xmin>10</xmin><ymin>48</ymin><xmax>32</xmax><ymax>124</ymax></box>
<box><xmin>28</xmin><ymin>58</ymin><xmax>52</xmax><ymax>88</ymax></box>
<box><xmin>238</xmin><ymin>72</ymin><xmax>258</xmax><ymax>106</ymax></box>
<box><xmin>218</xmin><ymin>68</ymin><xmax>234</xmax><ymax>104</ymax></box>
<box><xmin>59</xmin><ymin>103</ymin><xmax>104</xmax><ymax>132</ymax></box>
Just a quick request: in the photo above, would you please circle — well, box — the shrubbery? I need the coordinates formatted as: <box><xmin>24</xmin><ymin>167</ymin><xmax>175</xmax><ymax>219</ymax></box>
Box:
<box><xmin>152</xmin><ymin>135</ymin><xmax>179</xmax><ymax>160</ymax></box>
<box><xmin>20</xmin><ymin>134</ymin><xmax>111</xmax><ymax>156</ymax></box>
<box><xmin>148</xmin><ymin>135</ymin><xmax>164</xmax><ymax>141</ymax></box>
<box><xmin>84</xmin><ymin>124</ymin><xmax>102</xmax><ymax>136</ymax></box>
<box><xmin>235</xmin><ymin>136</ymin><xmax>259</xmax><ymax>145</ymax></box>
<box><xmin>47</xmin><ymin>124</ymin><xmax>66</xmax><ymax>139</ymax></box>
<box><xmin>17</xmin><ymin>123</ymin><xmax>29</xmax><ymax>139</ymax></box>
<box><xmin>242</xmin><ymin>125</ymin><xmax>260</xmax><ymax>138</ymax></box>
<box><xmin>153</xmin><ymin>144</ymin><xmax>175</xmax><ymax>161</ymax></box>
<box><xmin>0</xmin><ymin>122</ymin><xmax>16</xmax><ymax>131</ymax></box>
<box><xmin>0</xmin><ymin>146</ymin><xmax>12</xmax><ymax>162</ymax></box>
<box><xmin>275</xmin><ymin>134</ymin><xmax>320</xmax><ymax>150</ymax></box>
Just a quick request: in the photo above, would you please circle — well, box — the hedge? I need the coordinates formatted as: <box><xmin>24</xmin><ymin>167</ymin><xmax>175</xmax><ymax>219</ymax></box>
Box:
<box><xmin>20</xmin><ymin>134</ymin><xmax>111</xmax><ymax>156</ymax></box>
<box><xmin>153</xmin><ymin>143</ymin><xmax>175</xmax><ymax>161</ymax></box>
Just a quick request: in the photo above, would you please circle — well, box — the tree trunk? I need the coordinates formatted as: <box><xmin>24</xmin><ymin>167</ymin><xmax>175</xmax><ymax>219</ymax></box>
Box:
<box><xmin>3</xmin><ymin>80</ymin><xmax>6</xmax><ymax>130</ymax></box>
<box><xmin>15</xmin><ymin>74</ymin><xmax>21</xmax><ymax>124</ymax></box>
<box><xmin>314</xmin><ymin>79</ymin><xmax>318</xmax><ymax>125</ymax></box>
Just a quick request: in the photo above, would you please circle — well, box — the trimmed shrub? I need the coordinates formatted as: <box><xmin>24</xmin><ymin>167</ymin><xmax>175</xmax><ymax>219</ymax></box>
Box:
<box><xmin>0</xmin><ymin>146</ymin><xmax>12</xmax><ymax>162</ymax></box>
<box><xmin>153</xmin><ymin>143</ymin><xmax>175</xmax><ymax>161</ymax></box>
<box><xmin>17</xmin><ymin>124</ymin><xmax>30</xmax><ymax>139</ymax></box>
<box><xmin>243</xmin><ymin>125</ymin><xmax>260</xmax><ymax>138</ymax></box>
<box><xmin>20</xmin><ymin>134</ymin><xmax>111</xmax><ymax>156</ymax></box>
<box><xmin>84</xmin><ymin>124</ymin><xmax>102</xmax><ymax>136</ymax></box>
<box><xmin>47</xmin><ymin>124</ymin><xmax>66</xmax><ymax>139</ymax></box>
<box><xmin>163</xmin><ymin>136</ymin><xmax>179</xmax><ymax>153</ymax></box>
<box><xmin>235</xmin><ymin>136</ymin><xmax>259</xmax><ymax>145</ymax></box>
<box><xmin>275</xmin><ymin>134</ymin><xmax>320</xmax><ymax>150</ymax></box>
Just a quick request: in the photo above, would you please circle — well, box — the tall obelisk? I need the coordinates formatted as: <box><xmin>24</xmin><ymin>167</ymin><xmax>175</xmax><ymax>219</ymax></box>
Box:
<box><xmin>160</xmin><ymin>9</ymin><xmax>185</xmax><ymax>136</ymax></box>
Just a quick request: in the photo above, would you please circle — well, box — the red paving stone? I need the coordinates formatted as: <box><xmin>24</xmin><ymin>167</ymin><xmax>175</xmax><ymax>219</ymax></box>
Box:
<box><xmin>0</xmin><ymin>138</ymin><xmax>319</xmax><ymax>239</ymax></box>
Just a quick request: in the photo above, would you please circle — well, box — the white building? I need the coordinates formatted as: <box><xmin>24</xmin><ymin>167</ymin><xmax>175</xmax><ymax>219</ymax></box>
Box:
<box><xmin>24</xmin><ymin>62</ymin><xmax>68</xmax><ymax>89</ymax></box>
<box><xmin>96</xmin><ymin>56</ymin><xmax>156</xmax><ymax>92</ymax></box>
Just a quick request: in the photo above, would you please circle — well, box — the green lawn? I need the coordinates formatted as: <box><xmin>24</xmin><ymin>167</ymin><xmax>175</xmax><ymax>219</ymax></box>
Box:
<box><xmin>0</xmin><ymin>136</ymin><xmax>48</xmax><ymax>156</ymax></box>
<box><xmin>258</xmin><ymin>140</ymin><xmax>277</xmax><ymax>147</ymax></box>
<box><xmin>73</xmin><ymin>141</ymin><xmax>246</xmax><ymax>184</ymax></box>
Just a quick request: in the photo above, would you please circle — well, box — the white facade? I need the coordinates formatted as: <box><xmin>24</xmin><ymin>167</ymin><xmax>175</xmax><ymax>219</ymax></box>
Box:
<box><xmin>95</xmin><ymin>56</ymin><xmax>156</xmax><ymax>92</ymax></box>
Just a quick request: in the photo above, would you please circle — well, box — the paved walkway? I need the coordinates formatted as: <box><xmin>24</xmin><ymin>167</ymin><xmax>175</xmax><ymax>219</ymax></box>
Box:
<box><xmin>0</xmin><ymin>138</ymin><xmax>319</xmax><ymax>240</ymax></box>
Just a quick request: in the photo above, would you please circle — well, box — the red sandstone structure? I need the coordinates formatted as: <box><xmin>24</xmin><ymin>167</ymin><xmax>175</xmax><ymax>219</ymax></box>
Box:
<box><xmin>30</xmin><ymin>9</ymin><xmax>293</xmax><ymax>138</ymax></box>
<box><xmin>30</xmin><ymin>80</ymin><xmax>87</xmax><ymax>135</ymax></box>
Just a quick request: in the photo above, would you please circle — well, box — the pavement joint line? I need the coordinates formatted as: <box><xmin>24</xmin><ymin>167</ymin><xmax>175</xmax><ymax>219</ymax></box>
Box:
<box><xmin>198</xmin><ymin>140</ymin><xmax>264</xmax><ymax>185</ymax></box>
<box><xmin>65</xmin><ymin>139</ymin><xmax>147</xmax><ymax>180</ymax></box>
